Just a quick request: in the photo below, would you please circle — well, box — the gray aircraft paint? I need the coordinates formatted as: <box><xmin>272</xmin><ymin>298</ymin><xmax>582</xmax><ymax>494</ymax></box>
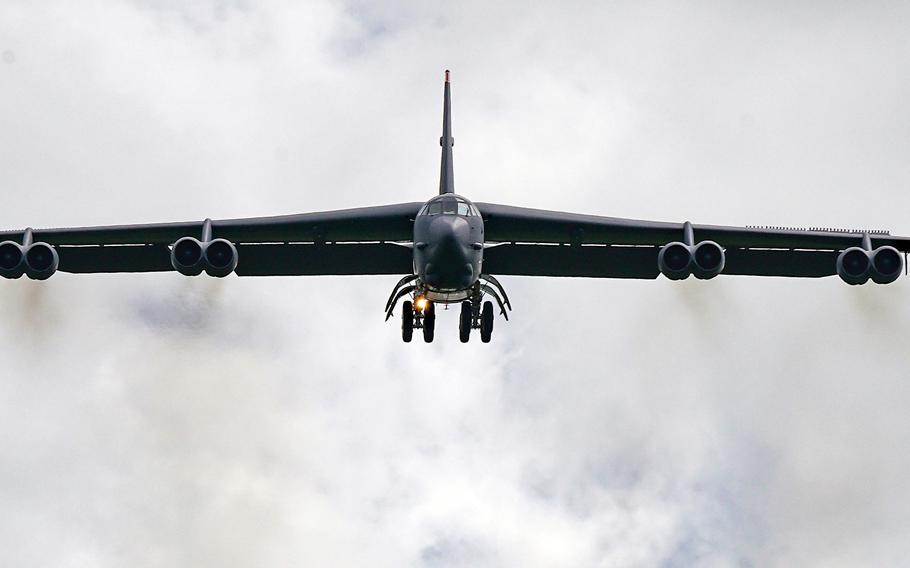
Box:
<box><xmin>0</xmin><ymin>70</ymin><xmax>908</xmax><ymax>318</ymax></box>
<box><xmin>411</xmin><ymin>71</ymin><xmax>485</xmax><ymax>295</ymax></box>
<box><xmin>412</xmin><ymin>196</ymin><xmax>484</xmax><ymax>293</ymax></box>
<box><xmin>439</xmin><ymin>69</ymin><xmax>455</xmax><ymax>196</ymax></box>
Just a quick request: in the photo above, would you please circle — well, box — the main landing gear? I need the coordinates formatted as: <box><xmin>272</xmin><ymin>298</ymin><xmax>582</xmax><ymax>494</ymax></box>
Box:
<box><xmin>402</xmin><ymin>300</ymin><xmax>414</xmax><ymax>342</ymax></box>
<box><xmin>388</xmin><ymin>276</ymin><xmax>512</xmax><ymax>344</ymax></box>
<box><xmin>458</xmin><ymin>299</ymin><xmax>494</xmax><ymax>343</ymax></box>
<box><xmin>423</xmin><ymin>300</ymin><xmax>436</xmax><ymax>342</ymax></box>
<box><xmin>401</xmin><ymin>297</ymin><xmax>436</xmax><ymax>343</ymax></box>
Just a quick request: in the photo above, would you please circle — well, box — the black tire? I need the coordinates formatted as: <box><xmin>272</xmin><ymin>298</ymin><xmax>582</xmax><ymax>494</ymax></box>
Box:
<box><xmin>480</xmin><ymin>301</ymin><xmax>494</xmax><ymax>343</ymax></box>
<box><xmin>401</xmin><ymin>300</ymin><xmax>414</xmax><ymax>343</ymax></box>
<box><xmin>459</xmin><ymin>301</ymin><xmax>472</xmax><ymax>343</ymax></box>
<box><xmin>423</xmin><ymin>301</ymin><xmax>436</xmax><ymax>343</ymax></box>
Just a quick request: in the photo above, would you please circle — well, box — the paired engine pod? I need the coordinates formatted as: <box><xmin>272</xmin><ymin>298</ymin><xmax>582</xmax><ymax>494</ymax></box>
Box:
<box><xmin>658</xmin><ymin>241</ymin><xmax>725</xmax><ymax>280</ymax></box>
<box><xmin>171</xmin><ymin>237</ymin><xmax>206</xmax><ymax>276</ymax></box>
<box><xmin>871</xmin><ymin>246</ymin><xmax>903</xmax><ymax>285</ymax></box>
<box><xmin>24</xmin><ymin>242</ymin><xmax>59</xmax><ymax>280</ymax></box>
<box><xmin>170</xmin><ymin>236</ymin><xmax>239</xmax><ymax>277</ymax></box>
<box><xmin>0</xmin><ymin>241</ymin><xmax>25</xmax><ymax>279</ymax></box>
<box><xmin>203</xmin><ymin>238</ymin><xmax>238</xmax><ymax>278</ymax></box>
<box><xmin>692</xmin><ymin>241</ymin><xmax>725</xmax><ymax>280</ymax></box>
<box><xmin>0</xmin><ymin>241</ymin><xmax>59</xmax><ymax>280</ymax></box>
<box><xmin>658</xmin><ymin>242</ymin><xmax>692</xmax><ymax>280</ymax></box>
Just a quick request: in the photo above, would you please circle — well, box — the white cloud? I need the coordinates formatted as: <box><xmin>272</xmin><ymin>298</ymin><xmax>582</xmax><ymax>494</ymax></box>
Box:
<box><xmin>2</xmin><ymin>1</ymin><xmax>910</xmax><ymax>566</ymax></box>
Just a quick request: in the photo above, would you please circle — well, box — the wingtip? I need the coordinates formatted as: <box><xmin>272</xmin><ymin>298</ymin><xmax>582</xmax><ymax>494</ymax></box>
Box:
<box><xmin>445</xmin><ymin>69</ymin><xmax>450</xmax><ymax>83</ymax></box>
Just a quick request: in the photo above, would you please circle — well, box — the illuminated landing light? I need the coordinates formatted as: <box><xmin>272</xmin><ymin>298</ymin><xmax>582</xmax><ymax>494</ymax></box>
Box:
<box><xmin>415</xmin><ymin>296</ymin><xmax>429</xmax><ymax>311</ymax></box>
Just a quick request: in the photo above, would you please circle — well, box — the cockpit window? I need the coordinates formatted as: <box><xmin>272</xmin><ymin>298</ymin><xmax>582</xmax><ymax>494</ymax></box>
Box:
<box><xmin>420</xmin><ymin>196</ymin><xmax>476</xmax><ymax>216</ymax></box>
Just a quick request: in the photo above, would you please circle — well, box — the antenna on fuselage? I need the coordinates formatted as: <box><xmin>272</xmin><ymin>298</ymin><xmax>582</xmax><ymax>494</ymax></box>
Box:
<box><xmin>439</xmin><ymin>69</ymin><xmax>455</xmax><ymax>195</ymax></box>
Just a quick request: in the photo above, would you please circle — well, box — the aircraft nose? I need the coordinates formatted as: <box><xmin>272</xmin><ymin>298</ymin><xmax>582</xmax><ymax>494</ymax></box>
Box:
<box><xmin>423</xmin><ymin>216</ymin><xmax>475</xmax><ymax>289</ymax></box>
<box><xmin>432</xmin><ymin>215</ymin><xmax>470</xmax><ymax>245</ymax></box>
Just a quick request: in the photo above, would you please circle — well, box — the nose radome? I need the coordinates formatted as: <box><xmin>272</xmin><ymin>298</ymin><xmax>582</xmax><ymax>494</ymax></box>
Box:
<box><xmin>449</xmin><ymin>215</ymin><xmax>469</xmax><ymax>231</ymax></box>
<box><xmin>432</xmin><ymin>215</ymin><xmax>470</xmax><ymax>242</ymax></box>
<box><xmin>423</xmin><ymin>215</ymin><xmax>475</xmax><ymax>290</ymax></box>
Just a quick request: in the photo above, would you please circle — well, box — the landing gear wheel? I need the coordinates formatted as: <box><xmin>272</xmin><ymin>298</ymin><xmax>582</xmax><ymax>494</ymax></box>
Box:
<box><xmin>459</xmin><ymin>301</ymin><xmax>472</xmax><ymax>343</ymax></box>
<box><xmin>423</xmin><ymin>301</ymin><xmax>436</xmax><ymax>343</ymax></box>
<box><xmin>480</xmin><ymin>301</ymin><xmax>494</xmax><ymax>343</ymax></box>
<box><xmin>401</xmin><ymin>300</ymin><xmax>414</xmax><ymax>343</ymax></box>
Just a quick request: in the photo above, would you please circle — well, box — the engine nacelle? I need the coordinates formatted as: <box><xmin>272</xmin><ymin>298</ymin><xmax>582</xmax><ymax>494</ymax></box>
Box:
<box><xmin>1</xmin><ymin>241</ymin><xmax>60</xmax><ymax>280</ymax></box>
<box><xmin>691</xmin><ymin>240</ymin><xmax>725</xmax><ymax>280</ymax></box>
<box><xmin>170</xmin><ymin>237</ymin><xmax>239</xmax><ymax>277</ymax></box>
<box><xmin>870</xmin><ymin>246</ymin><xmax>903</xmax><ymax>284</ymax></box>
<box><xmin>203</xmin><ymin>238</ymin><xmax>238</xmax><ymax>278</ymax></box>
<box><xmin>24</xmin><ymin>242</ymin><xmax>59</xmax><ymax>280</ymax></box>
<box><xmin>171</xmin><ymin>237</ymin><xmax>205</xmax><ymax>276</ymax></box>
<box><xmin>836</xmin><ymin>247</ymin><xmax>871</xmax><ymax>285</ymax></box>
<box><xmin>658</xmin><ymin>242</ymin><xmax>692</xmax><ymax>280</ymax></box>
<box><xmin>658</xmin><ymin>241</ymin><xmax>726</xmax><ymax>280</ymax></box>
<box><xmin>0</xmin><ymin>241</ymin><xmax>25</xmax><ymax>279</ymax></box>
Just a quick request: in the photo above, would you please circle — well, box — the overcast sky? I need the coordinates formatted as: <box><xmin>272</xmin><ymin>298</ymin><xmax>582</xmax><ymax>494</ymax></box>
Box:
<box><xmin>2</xmin><ymin>1</ymin><xmax>910</xmax><ymax>566</ymax></box>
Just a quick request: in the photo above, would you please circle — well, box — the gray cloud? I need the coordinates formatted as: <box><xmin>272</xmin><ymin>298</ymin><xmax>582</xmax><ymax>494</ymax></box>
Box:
<box><xmin>2</xmin><ymin>1</ymin><xmax>910</xmax><ymax>566</ymax></box>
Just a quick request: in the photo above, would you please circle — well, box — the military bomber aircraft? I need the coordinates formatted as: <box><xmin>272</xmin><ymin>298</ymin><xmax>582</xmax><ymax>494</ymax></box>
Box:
<box><xmin>2</xmin><ymin>71</ymin><xmax>909</xmax><ymax>343</ymax></box>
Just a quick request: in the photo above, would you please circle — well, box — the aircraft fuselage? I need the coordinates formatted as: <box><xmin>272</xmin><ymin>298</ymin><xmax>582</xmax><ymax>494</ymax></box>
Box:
<box><xmin>412</xmin><ymin>194</ymin><xmax>484</xmax><ymax>300</ymax></box>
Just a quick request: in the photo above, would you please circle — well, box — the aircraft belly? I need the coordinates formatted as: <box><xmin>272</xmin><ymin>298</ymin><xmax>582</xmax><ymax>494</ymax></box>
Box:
<box><xmin>424</xmin><ymin>287</ymin><xmax>472</xmax><ymax>303</ymax></box>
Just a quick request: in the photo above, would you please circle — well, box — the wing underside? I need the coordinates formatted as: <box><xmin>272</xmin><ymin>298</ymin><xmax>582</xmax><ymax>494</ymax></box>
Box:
<box><xmin>3</xmin><ymin>200</ymin><xmax>908</xmax><ymax>280</ymax></box>
<box><xmin>476</xmin><ymin>203</ymin><xmax>909</xmax><ymax>279</ymax></box>
<box><xmin>0</xmin><ymin>203</ymin><xmax>422</xmax><ymax>276</ymax></box>
<box><xmin>482</xmin><ymin>244</ymin><xmax>840</xmax><ymax>278</ymax></box>
<box><xmin>53</xmin><ymin>242</ymin><xmax>413</xmax><ymax>276</ymax></box>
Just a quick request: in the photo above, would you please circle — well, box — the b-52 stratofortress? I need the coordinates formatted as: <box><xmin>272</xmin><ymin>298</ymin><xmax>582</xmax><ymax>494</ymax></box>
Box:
<box><xmin>2</xmin><ymin>71</ymin><xmax>908</xmax><ymax>343</ymax></box>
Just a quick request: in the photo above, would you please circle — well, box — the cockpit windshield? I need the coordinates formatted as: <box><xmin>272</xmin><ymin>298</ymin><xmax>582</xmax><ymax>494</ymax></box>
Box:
<box><xmin>419</xmin><ymin>196</ymin><xmax>479</xmax><ymax>217</ymax></box>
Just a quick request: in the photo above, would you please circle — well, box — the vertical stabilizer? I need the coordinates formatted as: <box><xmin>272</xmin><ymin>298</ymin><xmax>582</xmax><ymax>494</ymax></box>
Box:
<box><xmin>439</xmin><ymin>70</ymin><xmax>455</xmax><ymax>194</ymax></box>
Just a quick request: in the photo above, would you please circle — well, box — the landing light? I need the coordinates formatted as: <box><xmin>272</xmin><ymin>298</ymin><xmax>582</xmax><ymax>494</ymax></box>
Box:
<box><xmin>415</xmin><ymin>296</ymin><xmax>428</xmax><ymax>311</ymax></box>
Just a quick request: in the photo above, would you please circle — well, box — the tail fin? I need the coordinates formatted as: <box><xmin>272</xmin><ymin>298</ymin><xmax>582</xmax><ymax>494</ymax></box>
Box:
<box><xmin>439</xmin><ymin>70</ymin><xmax>455</xmax><ymax>195</ymax></box>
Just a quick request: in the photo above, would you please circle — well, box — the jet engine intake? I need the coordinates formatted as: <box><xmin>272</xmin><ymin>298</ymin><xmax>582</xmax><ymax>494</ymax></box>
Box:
<box><xmin>658</xmin><ymin>241</ymin><xmax>725</xmax><ymax>280</ymax></box>
<box><xmin>657</xmin><ymin>242</ymin><xmax>692</xmax><ymax>280</ymax></box>
<box><xmin>692</xmin><ymin>240</ymin><xmax>725</xmax><ymax>280</ymax></box>
<box><xmin>0</xmin><ymin>241</ymin><xmax>25</xmax><ymax>279</ymax></box>
<box><xmin>203</xmin><ymin>238</ymin><xmax>238</xmax><ymax>277</ymax></box>
<box><xmin>170</xmin><ymin>236</ymin><xmax>239</xmax><ymax>277</ymax></box>
<box><xmin>1</xmin><ymin>241</ymin><xmax>60</xmax><ymax>280</ymax></box>
<box><xmin>871</xmin><ymin>246</ymin><xmax>903</xmax><ymax>284</ymax></box>
<box><xmin>836</xmin><ymin>247</ymin><xmax>872</xmax><ymax>285</ymax></box>
<box><xmin>24</xmin><ymin>242</ymin><xmax>59</xmax><ymax>280</ymax></box>
<box><xmin>171</xmin><ymin>237</ymin><xmax>205</xmax><ymax>276</ymax></box>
